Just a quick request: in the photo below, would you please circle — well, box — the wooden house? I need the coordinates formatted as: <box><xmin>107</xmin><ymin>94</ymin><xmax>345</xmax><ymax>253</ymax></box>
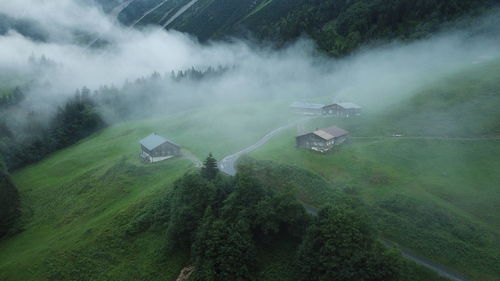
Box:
<box><xmin>322</xmin><ymin>102</ymin><xmax>362</xmax><ymax>117</ymax></box>
<box><xmin>296</xmin><ymin>126</ymin><xmax>349</xmax><ymax>152</ymax></box>
<box><xmin>139</xmin><ymin>133</ymin><xmax>180</xmax><ymax>163</ymax></box>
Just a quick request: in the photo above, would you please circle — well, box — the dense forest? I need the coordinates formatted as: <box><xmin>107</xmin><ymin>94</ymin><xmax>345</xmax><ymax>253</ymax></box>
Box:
<box><xmin>166</xmin><ymin>0</ymin><xmax>497</xmax><ymax>55</ymax></box>
<box><xmin>0</xmin><ymin>90</ymin><xmax>104</xmax><ymax>171</ymax></box>
<box><xmin>0</xmin><ymin>160</ymin><xmax>20</xmax><ymax>237</ymax></box>
<box><xmin>128</xmin><ymin>156</ymin><xmax>403</xmax><ymax>281</ymax></box>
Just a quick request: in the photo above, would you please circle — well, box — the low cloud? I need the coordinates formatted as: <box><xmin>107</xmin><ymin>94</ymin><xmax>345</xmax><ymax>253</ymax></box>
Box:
<box><xmin>0</xmin><ymin>0</ymin><xmax>499</xmax><ymax>121</ymax></box>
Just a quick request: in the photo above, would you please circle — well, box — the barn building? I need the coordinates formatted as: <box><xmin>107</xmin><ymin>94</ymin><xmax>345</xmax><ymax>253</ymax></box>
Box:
<box><xmin>322</xmin><ymin>102</ymin><xmax>362</xmax><ymax>117</ymax></box>
<box><xmin>139</xmin><ymin>133</ymin><xmax>181</xmax><ymax>163</ymax></box>
<box><xmin>296</xmin><ymin>126</ymin><xmax>349</xmax><ymax>152</ymax></box>
<box><xmin>290</xmin><ymin>102</ymin><xmax>325</xmax><ymax>115</ymax></box>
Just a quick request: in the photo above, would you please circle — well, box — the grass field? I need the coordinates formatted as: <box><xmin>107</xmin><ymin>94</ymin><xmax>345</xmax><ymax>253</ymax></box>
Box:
<box><xmin>247</xmin><ymin>59</ymin><xmax>500</xmax><ymax>280</ymax></box>
<box><xmin>0</xmin><ymin>101</ymin><xmax>300</xmax><ymax>281</ymax></box>
<box><xmin>250</xmin><ymin>130</ymin><xmax>500</xmax><ymax>280</ymax></box>
<box><xmin>0</xmin><ymin>57</ymin><xmax>498</xmax><ymax>280</ymax></box>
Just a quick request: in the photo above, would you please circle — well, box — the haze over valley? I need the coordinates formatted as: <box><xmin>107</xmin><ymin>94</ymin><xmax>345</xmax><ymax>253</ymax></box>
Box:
<box><xmin>0</xmin><ymin>1</ymin><xmax>499</xmax><ymax>281</ymax></box>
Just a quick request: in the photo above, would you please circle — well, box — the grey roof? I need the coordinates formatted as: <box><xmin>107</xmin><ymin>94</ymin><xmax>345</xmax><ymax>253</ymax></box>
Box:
<box><xmin>297</xmin><ymin>126</ymin><xmax>349</xmax><ymax>140</ymax></box>
<box><xmin>335</xmin><ymin>102</ymin><xmax>362</xmax><ymax>109</ymax></box>
<box><xmin>290</xmin><ymin>102</ymin><xmax>325</xmax><ymax>109</ymax></box>
<box><xmin>139</xmin><ymin>133</ymin><xmax>179</xmax><ymax>150</ymax></box>
<box><xmin>316</xmin><ymin>126</ymin><xmax>349</xmax><ymax>140</ymax></box>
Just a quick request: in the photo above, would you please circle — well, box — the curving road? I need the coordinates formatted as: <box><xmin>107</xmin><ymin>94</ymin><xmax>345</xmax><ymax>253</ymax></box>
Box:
<box><xmin>218</xmin><ymin>120</ymin><xmax>305</xmax><ymax>175</ymax></box>
<box><xmin>216</xmin><ymin>120</ymin><xmax>472</xmax><ymax>281</ymax></box>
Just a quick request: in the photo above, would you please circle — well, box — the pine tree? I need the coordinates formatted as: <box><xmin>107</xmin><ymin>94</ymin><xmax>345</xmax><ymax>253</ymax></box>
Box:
<box><xmin>201</xmin><ymin>153</ymin><xmax>219</xmax><ymax>180</ymax></box>
<box><xmin>0</xmin><ymin>160</ymin><xmax>20</xmax><ymax>237</ymax></box>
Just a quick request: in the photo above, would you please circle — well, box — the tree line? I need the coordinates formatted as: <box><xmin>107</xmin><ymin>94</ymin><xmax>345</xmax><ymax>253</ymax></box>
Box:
<box><xmin>128</xmin><ymin>155</ymin><xmax>402</xmax><ymax>281</ymax></box>
<box><xmin>261</xmin><ymin>0</ymin><xmax>495</xmax><ymax>56</ymax></box>
<box><xmin>0</xmin><ymin>160</ymin><xmax>20</xmax><ymax>238</ymax></box>
<box><xmin>0</xmin><ymin>89</ymin><xmax>104</xmax><ymax>171</ymax></box>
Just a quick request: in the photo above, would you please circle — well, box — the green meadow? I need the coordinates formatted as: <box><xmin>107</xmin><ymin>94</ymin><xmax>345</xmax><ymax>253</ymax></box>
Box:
<box><xmin>248</xmin><ymin>59</ymin><xmax>500</xmax><ymax>281</ymax></box>
<box><xmin>0</xmin><ymin>58</ymin><xmax>499</xmax><ymax>280</ymax></box>
<box><xmin>0</xmin><ymin>101</ymin><xmax>297</xmax><ymax>281</ymax></box>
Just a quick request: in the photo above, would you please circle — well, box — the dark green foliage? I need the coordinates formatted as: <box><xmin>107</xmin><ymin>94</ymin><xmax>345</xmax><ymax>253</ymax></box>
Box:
<box><xmin>0</xmin><ymin>89</ymin><xmax>105</xmax><ymax>171</ymax></box>
<box><xmin>192</xmin><ymin>209</ymin><xmax>256</xmax><ymax>281</ymax></box>
<box><xmin>168</xmin><ymin>0</ymin><xmax>494</xmax><ymax>56</ymax></box>
<box><xmin>201</xmin><ymin>153</ymin><xmax>219</xmax><ymax>181</ymax></box>
<box><xmin>296</xmin><ymin>206</ymin><xmax>401</xmax><ymax>281</ymax></box>
<box><xmin>126</xmin><ymin>195</ymin><xmax>172</xmax><ymax>235</ymax></box>
<box><xmin>49</xmin><ymin>88</ymin><xmax>105</xmax><ymax>150</ymax></box>
<box><xmin>0</xmin><ymin>161</ymin><xmax>20</xmax><ymax>237</ymax></box>
<box><xmin>224</xmin><ymin>168</ymin><xmax>309</xmax><ymax>241</ymax></box>
<box><xmin>259</xmin><ymin>0</ymin><xmax>494</xmax><ymax>55</ymax></box>
<box><xmin>166</xmin><ymin>173</ymin><xmax>216</xmax><ymax>249</ymax></box>
<box><xmin>0</xmin><ymin>87</ymin><xmax>24</xmax><ymax>108</ymax></box>
<box><xmin>146</xmin><ymin>161</ymin><xmax>404</xmax><ymax>280</ymax></box>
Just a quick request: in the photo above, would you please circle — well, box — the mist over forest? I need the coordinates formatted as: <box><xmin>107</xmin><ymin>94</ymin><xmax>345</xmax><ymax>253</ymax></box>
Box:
<box><xmin>1</xmin><ymin>1</ymin><xmax>498</xmax><ymax>123</ymax></box>
<box><xmin>1</xmin><ymin>1</ymin><xmax>500</xmax><ymax>281</ymax></box>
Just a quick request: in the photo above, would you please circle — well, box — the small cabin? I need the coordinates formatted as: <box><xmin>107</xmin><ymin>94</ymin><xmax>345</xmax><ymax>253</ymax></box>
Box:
<box><xmin>296</xmin><ymin>126</ymin><xmax>349</xmax><ymax>152</ymax></box>
<box><xmin>139</xmin><ymin>133</ymin><xmax>181</xmax><ymax>163</ymax></box>
<box><xmin>322</xmin><ymin>102</ymin><xmax>362</xmax><ymax>117</ymax></box>
<box><xmin>290</xmin><ymin>102</ymin><xmax>325</xmax><ymax>115</ymax></box>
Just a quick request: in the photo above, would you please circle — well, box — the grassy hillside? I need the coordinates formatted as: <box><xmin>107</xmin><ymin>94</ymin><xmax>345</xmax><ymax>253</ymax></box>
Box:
<box><xmin>0</xmin><ymin>96</ymin><xmax>451</xmax><ymax>280</ymax></box>
<box><xmin>249</xmin><ymin>60</ymin><xmax>500</xmax><ymax>280</ymax></box>
<box><xmin>1</xmin><ymin>56</ymin><xmax>499</xmax><ymax>280</ymax></box>
<box><xmin>0</xmin><ymin>101</ymin><xmax>299</xmax><ymax>281</ymax></box>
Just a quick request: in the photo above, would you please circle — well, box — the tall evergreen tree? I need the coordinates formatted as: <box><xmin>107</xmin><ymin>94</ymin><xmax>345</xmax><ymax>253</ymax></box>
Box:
<box><xmin>0</xmin><ymin>160</ymin><xmax>20</xmax><ymax>237</ymax></box>
<box><xmin>201</xmin><ymin>153</ymin><xmax>219</xmax><ymax>180</ymax></box>
<box><xmin>166</xmin><ymin>173</ymin><xmax>216</xmax><ymax>249</ymax></box>
<box><xmin>296</xmin><ymin>206</ymin><xmax>401</xmax><ymax>281</ymax></box>
<box><xmin>191</xmin><ymin>212</ymin><xmax>255</xmax><ymax>281</ymax></box>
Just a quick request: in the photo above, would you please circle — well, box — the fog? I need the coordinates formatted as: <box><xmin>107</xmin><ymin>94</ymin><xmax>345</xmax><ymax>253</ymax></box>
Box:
<box><xmin>1</xmin><ymin>0</ymin><xmax>499</xmax><ymax>124</ymax></box>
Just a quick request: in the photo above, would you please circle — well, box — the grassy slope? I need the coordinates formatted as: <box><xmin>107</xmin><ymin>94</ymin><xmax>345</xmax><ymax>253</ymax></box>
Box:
<box><xmin>0</xmin><ymin>101</ymin><xmax>298</xmax><ymax>281</ymax></box>
<box><xmin>250</xmin><ymin>60</ymin><xmax>500</xmax><ymax>280</ymax></box>
<box><xmin>1</xmin><ymin>56</ymin><xmax>499</xmax><ymax>280</ymax></box>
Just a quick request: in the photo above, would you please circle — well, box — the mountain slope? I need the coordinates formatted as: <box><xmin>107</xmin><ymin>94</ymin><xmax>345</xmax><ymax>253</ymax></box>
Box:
<box><xmin>0</xmin><ymin>102</ymin><xmax>299</xmax><ymax>280</ymax></box>
<box><xmin>0</xmin><ymin>100</ymin><xmax>453</xmax><ymax>281</ymax></box>
<box><xmin>249</xmin><ymin>59</ymin><xmax>500</xmax><ymax>281</ymax></box>
<box><xmin>128</xmin><ymin>0</ymin><xmax>497</xmax><ymax>55</ymax></box>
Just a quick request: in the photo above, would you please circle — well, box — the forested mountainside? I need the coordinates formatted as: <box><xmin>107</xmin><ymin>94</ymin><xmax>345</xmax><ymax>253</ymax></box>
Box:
<box><xmin>2</xmin><ymin>0</ymin><xmax>495</xmax><ymax>55</ymax></box>
<box><xmin>112</xmin><ymin>0</ymin><xmax>497</xmax><ymax>55</ymax></box>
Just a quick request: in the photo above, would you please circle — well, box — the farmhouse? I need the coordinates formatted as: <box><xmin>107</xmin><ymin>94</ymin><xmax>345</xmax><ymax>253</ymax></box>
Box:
<box><xmin>322</xmin><ymin>102</ymin><xmax>362</xmax><ymax>117</ymax></box>
<box><xmin>290</xmin><ymin>102</ymin><xmax>325</xmax><ymax>115</ymax></box>
<box><xmin>296</xmin><ymin>126</ymin><xmax>349</xmax><ymax>152</ymax></box>
<box><xmin>139</xmin><ymin>133</ymin><xmax>181</xmax><ymax>163</ymax></box>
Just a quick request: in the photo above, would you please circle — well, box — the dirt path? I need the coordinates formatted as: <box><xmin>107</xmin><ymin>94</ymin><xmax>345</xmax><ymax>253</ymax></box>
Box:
<box><xmin>305</xmin><ymin>207</ymin><xmax>470</xmax><ymax>281</ymax></box>
<box><xmin>352</xmin><ymin>136</ymin><xmax>500</xmax><ymax>141</ymax></box>
<box><xmin>382</xmin><ymin>240</ymin><xmax>471</xmax><ymax>281</ymax></box>
<box><xmin>182</xmin><ymin>151</ymin><xmax>202</xmax><ymax>168</ymax></box>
